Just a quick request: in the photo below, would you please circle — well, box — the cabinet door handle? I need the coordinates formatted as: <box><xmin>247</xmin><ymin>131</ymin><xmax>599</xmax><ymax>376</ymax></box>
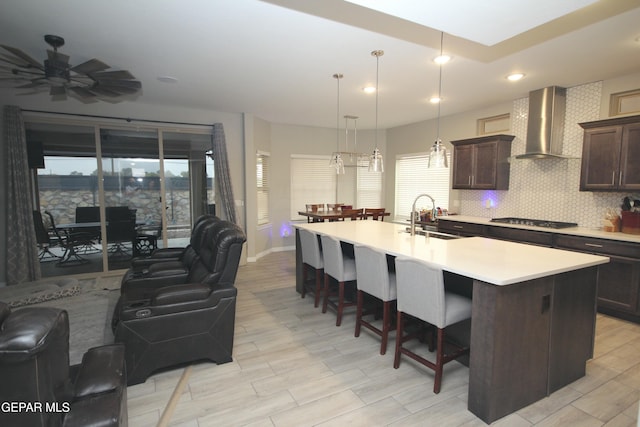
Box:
<box><xmin>585</xmin><ymin>243</ymin><xmax>603</xmax><ymax>248</ymax></box>
<box><xmin>468</xmin><ymin>176</ymin><xmax>472</xmax><ymax>186</ymax></box>
<box><xmin>612</xmin><ymin>171</ymin><xmax>616</xmax><ymax>185</ymax></box>
<box><xmin>620</xmin><ymin>171</ymin><xmax>623</xmax><ymax>185</ymax></box>
<box><xmin>541</xmin><ymin>294</ymin><xmax>551</xmax><ymax>314</ymax></box>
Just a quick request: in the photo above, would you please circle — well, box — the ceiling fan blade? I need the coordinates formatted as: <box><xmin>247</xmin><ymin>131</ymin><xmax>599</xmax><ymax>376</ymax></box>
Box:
<box><xmin>68</xmin><ymin>85</ymin><xmax>97</xmax><ymax>99</ymax></box>
<box><xmin>95</xmin><ymin>79</ymin><xmax>142</xmax><ymax>89</ymax></box>
<box><xmin>0</xmin><ymin>45</ymin><xmax>44</xmax><ymax>70</ymax></box>
<box><xmin>70</xmin><ymin>59</ymin><xmax>109</xmax><ymax>74</ymax></box>
<box><xmin>0</xmin><ymin>52</ymin><xmax>33</xmax><ymax>68</ymax></box>
<box><xmin>88</xmin><ymin>86</ymin><xmax>121</xmax><ymax>97</ymax></box>
<box><xmin>16</xmin><ymin>80</ymin><xmax>48</xmax><ymax>89</ymax></box>
<box><xmin>49</xmin><ymin>86</ymin><xmax>66</xmax><ymax>96</ymax></box>
<box><xmin>91</xmin><ymin>70</ymin><xmax>135</xmax><ymax>80</ymax></box>
<box><xmin>47</xmin><ymin>49</ymin><xmax>69</xmax><ymax>64</ymax></box>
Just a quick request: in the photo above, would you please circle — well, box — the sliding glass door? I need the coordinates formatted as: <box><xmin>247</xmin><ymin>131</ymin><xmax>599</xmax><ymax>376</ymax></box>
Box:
<box><xmin>28</xmin><ymin>119</ymin><xmax>214</xmax><ymax>279</ymax></box>
<box><xmin>100</xmin><ymin>128</ymin><xmax>161</xmax><ymax>270</ymax></box>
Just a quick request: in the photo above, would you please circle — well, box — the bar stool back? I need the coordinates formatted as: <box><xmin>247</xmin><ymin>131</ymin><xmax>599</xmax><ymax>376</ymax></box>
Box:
<box><xmin>354</xmin><ymin>244</ymin><xmax>397</xmax><ymax>354</ymax></box>
<box><xmin>393</xmin><ymin>257</ymin><xmax>472</xmax><ymax>393</ymax></box>
<box><xmin>320</xmin><ymin>234</ymin><xmax>357</xmax><ymax>326</ymax></box>
<box><xmin>299</xmin><ymin>229</ymin><xmax>324</xmax><ymax>307</ymax></box>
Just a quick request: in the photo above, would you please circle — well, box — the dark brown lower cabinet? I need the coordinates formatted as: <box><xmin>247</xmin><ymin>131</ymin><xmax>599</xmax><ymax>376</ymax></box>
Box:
<box><xmin>555</xmin><ymin>234</ymin><xmax>640</xmax><ymax>322</ymax></box>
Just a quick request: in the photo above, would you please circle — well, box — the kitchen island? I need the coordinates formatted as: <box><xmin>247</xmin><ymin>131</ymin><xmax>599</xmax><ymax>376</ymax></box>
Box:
<box><xmin>295</xmin><ymin>220</ymin><xmax>609</xmax><ymax>423</ymax></box>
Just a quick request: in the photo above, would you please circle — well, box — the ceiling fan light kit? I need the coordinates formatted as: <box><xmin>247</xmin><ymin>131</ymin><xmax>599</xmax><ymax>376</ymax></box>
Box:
<box><xmin>0</xmin><ymin>34</ymin><xmax>141</xmax><ymax>103</ymax></box>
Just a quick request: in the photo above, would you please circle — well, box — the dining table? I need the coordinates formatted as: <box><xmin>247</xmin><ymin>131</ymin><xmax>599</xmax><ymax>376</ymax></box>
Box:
<box><xmin>298</xmin><ymin>210</ymin><xmax>390</xmax><ymax>222</ymax></box>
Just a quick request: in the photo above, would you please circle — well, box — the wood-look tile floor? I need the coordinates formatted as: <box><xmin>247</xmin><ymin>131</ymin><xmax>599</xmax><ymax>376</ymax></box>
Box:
<box><xmin>23</xmin><ymin>251</ymin><xmax>640</xmax><ymax>426</ymax></box>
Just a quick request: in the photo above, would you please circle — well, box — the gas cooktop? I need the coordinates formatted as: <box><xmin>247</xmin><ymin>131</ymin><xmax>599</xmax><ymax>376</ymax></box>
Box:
<box><xmin>490</xmin><ymin>217</ymin><xmax>578</xmax><ymax>229</ymax></box>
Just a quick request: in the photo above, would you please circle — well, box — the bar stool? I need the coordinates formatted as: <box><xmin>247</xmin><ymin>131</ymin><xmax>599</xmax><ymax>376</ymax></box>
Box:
<box><xmin>298</xmin><ymin>228</ymin><xmax>324</xmax><ymax>307</ymax></box>
<box><xmin>353</xmin><ymin>244</ymin><xmax>397</xmax><ymax>355</ymax></box>
<box><xmin>393</xmin><ymin>257</ymin><xmax>472</xmax><ymax>394</ymax></box>
<box><xmin>320</xmin><ymin>234</ymin><xmax>357</xmax><ymax>326</ymax></box>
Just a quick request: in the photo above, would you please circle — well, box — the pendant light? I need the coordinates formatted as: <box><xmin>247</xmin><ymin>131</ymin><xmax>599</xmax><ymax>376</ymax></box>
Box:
<box><xmin>329</xmin><ymin>73</ymin><xmax>346</xmax><ymax>174</ymax></box>
<box><xmin>329</xmin><ymin>73</ymin><xmax>368</xmax><ymax>174</ymax></box>
<box><xmin>428</xmin><ymin>33</ymin><xmax>449</xmax><ymax>168</ymax></box>
<box><xmin>368</xmin><ymin>50</ymin><xmax>384</xmax><ymax>173</ymax></box>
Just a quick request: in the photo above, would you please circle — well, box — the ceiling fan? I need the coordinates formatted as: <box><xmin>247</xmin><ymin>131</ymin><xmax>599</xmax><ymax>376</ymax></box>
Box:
<box><xmin>0</xmin><ymin>34</ymin><xmax>141</xmax><ymax>102</ymax></box>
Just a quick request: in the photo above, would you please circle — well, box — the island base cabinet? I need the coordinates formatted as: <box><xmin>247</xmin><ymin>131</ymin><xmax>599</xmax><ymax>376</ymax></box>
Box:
<box><xmin>468</xmin><ymin>267</ymin><xmax>597</xmax><ymax>424</ymax></box>
<box><xmin>469</xmin><ymin>278</ymin><xmax>552</xmax><ymax>424</ymax></box>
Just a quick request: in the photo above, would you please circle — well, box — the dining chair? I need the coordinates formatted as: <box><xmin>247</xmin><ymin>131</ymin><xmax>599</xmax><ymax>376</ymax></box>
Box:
<box><xmin>341</xmin><ymin>208</ymin><xmax>363</xmax><ymax>221</ymax></box>
<box><xmin>364</xmin><ymin>208</ymin><xmax>386</xmax><ymax>221</ymax></box>
<box><xmin>33</xmin><ymin>210</ymin><xmax>61</xmax><ymax>261</ymax></box>
<box><xmin>74</xmin><ymin>206</ymin><xmax>101</xmax><ymax>253</ymax></box>
<box><xmin>305</xmin><ymin>204</ymin><xmax>325</xmax><ymax>223</ymax></box>
<box><xmin>44</xmin><ymin>211</ymin><xmax>93</xmax><ymax>266</ymax></box>
<box><xmin>393</xmin><ymin>257</ymin><xmax>472</xmax><ymax>393</ymax></box>
<box><xmin>326</xmin><ymin>203</ymin><xmax>344</xmax><ymax>221</ymax></box>
<box><xmin>320</xmin><ymin>234</ymin><xmax>357</xmax><ymax>326</ymax></box>
<box><xmin>353</xmin><ymin>244</ymin><xmax>397</xmax><ymax>354</ymax></box>
<box><xmin>298</xmin><ymin>228</ymin><xmax>324</xmax><ymax>307</ymax></box>
<box><xmin>106</xmin><ymin>207</ymin><xmax>137</xmax><ymax>259</ymax></box>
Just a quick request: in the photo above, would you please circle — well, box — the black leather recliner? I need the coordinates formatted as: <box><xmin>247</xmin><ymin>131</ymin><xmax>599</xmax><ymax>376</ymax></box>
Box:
<box><xmin>127</xmin><ymin>214</ymin><xmax>219</xmax><ymax>270</ymax></box>
<box><xmin>0</xmin><ymin>302</ymin><xmax>127</xmax><ymax>427</ymax></box>
<box><xmin>111</xmin><ymin>219</ymin><xmax>246</xmax><ymax>385</ymax></box>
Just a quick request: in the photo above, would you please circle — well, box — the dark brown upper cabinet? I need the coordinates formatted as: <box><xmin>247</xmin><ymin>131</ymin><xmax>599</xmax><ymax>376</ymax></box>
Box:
<box><xmin>451</xmin><ymin>134</ymin><xmax>514</xmax><ymax>190</ymax></box>
<box><xmin>580</xmin><ymin>115</ymin><xmax>640</xmax><ymax>191</ymax></box>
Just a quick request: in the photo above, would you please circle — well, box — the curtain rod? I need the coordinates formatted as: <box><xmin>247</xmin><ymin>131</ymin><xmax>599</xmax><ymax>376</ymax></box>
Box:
<box><xmin>20</xmin><ymin>109</ymin><xmax>215</xmax><ymax>128</ymax></box>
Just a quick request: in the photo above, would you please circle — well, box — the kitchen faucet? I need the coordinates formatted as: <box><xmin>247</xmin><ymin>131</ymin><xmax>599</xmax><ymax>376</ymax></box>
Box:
<box><xmin>410</xmin><ymin>193</ymin><xmax>436</xmax><ymax>236</ymax></box>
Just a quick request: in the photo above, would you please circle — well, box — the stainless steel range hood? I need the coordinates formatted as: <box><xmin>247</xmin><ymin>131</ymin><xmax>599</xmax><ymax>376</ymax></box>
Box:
<box><xmin>515</xmin><ymin>86</ymin><xmax>572</xmax><ymax>159</ymax></box>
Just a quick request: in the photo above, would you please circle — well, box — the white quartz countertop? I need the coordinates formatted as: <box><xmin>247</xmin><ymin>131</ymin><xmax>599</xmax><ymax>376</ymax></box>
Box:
<box><xmin>296</xmin><ymin>221</ymin><xmax>609</xmax><ymax>286</ymax></box>
<box><xmin>438</xmin><ymin>215</ymin><xmax>640</xmax><ymax>243</ymax></box>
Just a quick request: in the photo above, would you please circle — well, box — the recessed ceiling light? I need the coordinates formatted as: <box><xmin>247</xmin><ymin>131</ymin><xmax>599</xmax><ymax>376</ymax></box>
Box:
<box><xmin>507</xmin><ymin>73</ymin><xmax>525</xmax><ymax>81</ymax></box>
<box><xmin>363</xmin><ymin>86</ymin><xmax>376</xmax><ymax>93</ymax></box>
<box><xmin>430</xmin><ymin>96</ymin><xmax>442</xmax><ymax>104</ymax></box>
<box><xmin>157</xmin><ymin>76</ymin><xmax>178</xmax><ymax>83</ymax></box>
<box><xmin>434</xmin><ymin>54</ymin><xmax>451</xmax><ymax>65</ymax></box>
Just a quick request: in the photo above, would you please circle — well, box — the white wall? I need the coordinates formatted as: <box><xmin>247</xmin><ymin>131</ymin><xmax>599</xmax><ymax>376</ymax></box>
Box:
<box><xmin>268</xmin><ymin>123</ymin><xmax>384</xmax><ymax>251</ymax></box>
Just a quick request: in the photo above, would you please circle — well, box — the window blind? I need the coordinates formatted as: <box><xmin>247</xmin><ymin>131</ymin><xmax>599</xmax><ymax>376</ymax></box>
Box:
<box><xmin>257</xmin><ymin>152</ymin><xmax>269</xmax><ymax>225</ymax></box>
<box><xmin>357</xmin><ymin>159</ymin><xmax>383</xmax><ymax>208</ymax></box>
<box><xmin>395</xmin><ymin>153</ymin><xmax>450</xmax><ymax>221</ymax></box>
<box><xmin>290</xmin><ymin>155</ymin><xmax>336</xmax><ymax>220</ymax></box>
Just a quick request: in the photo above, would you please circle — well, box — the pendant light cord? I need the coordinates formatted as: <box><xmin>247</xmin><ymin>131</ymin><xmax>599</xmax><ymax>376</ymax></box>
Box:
<box><xmin>436</xmin><ymin>32</ymin><xmax>443</xmax><ymax>143</ymax></box>
<box><xmin>371</xmin><ymin>50</ymin><xmax>383</xmax><ymax>150</ymax></box>
<box><xmin>334</xmin><ymin>73</ymin><xmax>342</xmax><ymax>151</ymax></box>
<box><xmin>375</xmin><ymin>53</ymin><xmax>379</xmax><ymax>148</ymax></box>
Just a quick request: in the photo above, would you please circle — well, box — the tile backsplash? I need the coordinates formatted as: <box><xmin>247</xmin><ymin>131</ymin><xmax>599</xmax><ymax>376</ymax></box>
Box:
<box><xmin>458</xmin><ymin>81</ymin><xmax>628</xmax><ymax>229</ymax></box>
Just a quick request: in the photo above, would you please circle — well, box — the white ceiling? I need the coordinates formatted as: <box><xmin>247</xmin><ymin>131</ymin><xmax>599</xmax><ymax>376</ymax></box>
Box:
<box><xmin>1</xmin><ymin>0</ymin><xmax>639</xmax><ymax>130</ymax></box>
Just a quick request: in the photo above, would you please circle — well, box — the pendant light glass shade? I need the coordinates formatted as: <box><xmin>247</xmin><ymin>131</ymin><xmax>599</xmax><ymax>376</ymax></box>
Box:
<box><xmin>428</xmin><ymin>140</ymin><xmax>448</xmax><ymax>168</ymax></box>
<box><xmin>368</xmin><ymin>50</ymin><xmax>384</xmax><ymax>173</ymax></box>
<box><xmin>330</xmin><ymin>152</ymin><xmax>345</xmax><ymax>174</ymax></box>
<box><xmin>369</xmin><ymin>148</ymin><xmax>384</xmax><ymax>172</ymax></box>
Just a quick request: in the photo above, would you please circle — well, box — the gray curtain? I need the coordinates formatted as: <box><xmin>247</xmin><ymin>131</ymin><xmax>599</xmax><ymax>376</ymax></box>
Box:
<box><xmin>212</xmin><ymin>123</ymin><xmax>238</xmax><ymax>224</ymax></box>
<box><xmin>4</xmin><ymin>106</ymin><xmax>40</xmax><ymax>284</ymax></box>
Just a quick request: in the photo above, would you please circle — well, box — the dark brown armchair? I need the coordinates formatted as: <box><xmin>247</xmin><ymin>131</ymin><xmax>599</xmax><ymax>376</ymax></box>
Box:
<box><xmin>111</xmin><ymin>219</ymin><xmax>246</xmax><ymax>385</ymax></box>
<box><xmin>0</xmin><ymin>303</ymin><xmax>127</xmax><ymax>427</ymax></box>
